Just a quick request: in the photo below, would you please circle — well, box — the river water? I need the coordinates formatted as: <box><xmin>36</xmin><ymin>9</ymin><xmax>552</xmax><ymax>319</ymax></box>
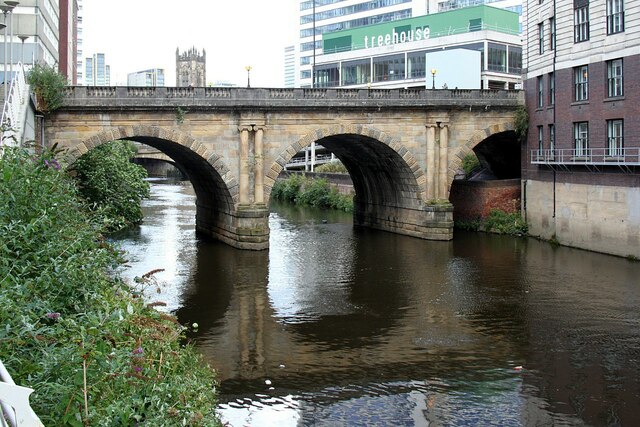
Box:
<box><xmin>113</xmin><ymin>179</ymin><xmax>640</xmax><ymax>426</ymax></box>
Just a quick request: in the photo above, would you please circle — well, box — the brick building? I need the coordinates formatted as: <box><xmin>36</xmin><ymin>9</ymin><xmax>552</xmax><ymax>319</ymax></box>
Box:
<box><xmin>523</xmin><ymin>0</ymin><xmax>640</xmax><ymax>257</ymax></box>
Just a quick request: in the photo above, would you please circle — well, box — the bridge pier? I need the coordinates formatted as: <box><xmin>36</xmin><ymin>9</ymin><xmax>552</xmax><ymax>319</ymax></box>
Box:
<box><xmin>354</xmin><ymin>202</ymin><xmax>453</xmax><ymax>241</ymax></box>
<box><xmin>196</xmin><ymin>202</ymin><xmax>270</xmax><ymax>250</ymax></box>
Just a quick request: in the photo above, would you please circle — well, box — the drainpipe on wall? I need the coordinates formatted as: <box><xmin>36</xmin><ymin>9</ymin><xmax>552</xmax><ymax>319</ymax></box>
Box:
<box><xmin>552</xmin><ymin>0</ymin><xmax>557</xmax><ymax>219</ymax></box>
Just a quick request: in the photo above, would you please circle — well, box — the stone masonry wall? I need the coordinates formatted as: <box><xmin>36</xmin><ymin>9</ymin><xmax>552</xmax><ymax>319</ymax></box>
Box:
<box><xmin>525</xmin><ymin>179</ymin><xmax>640</xmax><ymax>258</ymax></box>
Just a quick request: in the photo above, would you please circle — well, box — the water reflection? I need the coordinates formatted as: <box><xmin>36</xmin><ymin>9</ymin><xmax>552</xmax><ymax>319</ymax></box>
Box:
<box><xmin>114</xmin><ymin>180</ymin><xmax>640</xmax><ymax>426</ymax></box>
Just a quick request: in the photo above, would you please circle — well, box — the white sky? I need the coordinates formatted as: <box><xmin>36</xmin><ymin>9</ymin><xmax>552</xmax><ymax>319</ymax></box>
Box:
<box><xmin>82</xmin><ymin>0</ymin><xmax>299</xmax><ymax>87</ymax></box>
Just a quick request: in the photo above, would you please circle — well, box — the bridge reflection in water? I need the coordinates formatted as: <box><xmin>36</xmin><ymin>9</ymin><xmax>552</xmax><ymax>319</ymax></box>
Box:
<box><xmin>114</xmin><ymin>180</ymin><xmax>640</xmax><ymax>426</ymax></box>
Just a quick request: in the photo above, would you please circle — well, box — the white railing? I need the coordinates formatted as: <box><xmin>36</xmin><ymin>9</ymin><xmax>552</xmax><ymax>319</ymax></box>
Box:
<box><xmin>531</xmin><ymin>147</ymin><xmax>640</xmax><ymax>166</ymax></box>
<box><xmin>286</xmin><ymin>154</ymin><xmax>334</xmax><ymax>166</ymax></box>
<box><xmin>1</xmin><ymin>63</ymin><xmax>27</xmax><ymax>149</ymax></box>
<box><xmin>0</xmin><ymin>360</ymin><xmax>43</xmax><ymax>427</ymax></box>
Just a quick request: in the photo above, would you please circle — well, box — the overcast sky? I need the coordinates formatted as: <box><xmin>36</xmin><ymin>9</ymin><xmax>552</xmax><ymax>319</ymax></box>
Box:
<box><xmin>82</xmin><ymin>0</ymin><xmax>299</xmax><ymax>87</ymax></box>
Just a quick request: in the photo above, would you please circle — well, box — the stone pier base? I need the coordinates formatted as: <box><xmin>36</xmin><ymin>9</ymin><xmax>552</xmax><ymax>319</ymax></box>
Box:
<box><xmin>196</xmin><ymin>203</ymin><xmax>270</xmax><ymax>250</ymax></box>
<box><xmin>354</xmin><ymin>202</ymin><xmax>454</xmax><ymax>241</ymax></box>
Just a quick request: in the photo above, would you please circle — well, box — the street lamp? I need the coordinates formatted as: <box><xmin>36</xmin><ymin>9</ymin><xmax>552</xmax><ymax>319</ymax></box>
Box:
<box><xmin>0</xmin><ymin>4</ymin><xmax>12</xmax><ymax>104</ymax></box>
<box><xmin>4</xmin><ymin>2</ymin><xmax>19</xmax><ymax>85</ymax></box>
<box><xmin>245</xmin><ymin>65</ymin><xmax>252</xmax><ymax>88</ymax></box>
<box><xmin>431</xmin><ymin>68</ymin><xmax>437</xmax><ymax>90</ymax></box>
<box><xmin>18</xmin><ymin>34</ymin><xmax>27</xmax><ymax>66</ymax></box>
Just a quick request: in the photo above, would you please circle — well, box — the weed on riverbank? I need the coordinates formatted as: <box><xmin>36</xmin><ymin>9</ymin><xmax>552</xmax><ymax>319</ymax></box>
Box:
<box><xmin>0</xmin><ymin>148</ymin><xmax>220</xmax><ymax>426</ymax></box>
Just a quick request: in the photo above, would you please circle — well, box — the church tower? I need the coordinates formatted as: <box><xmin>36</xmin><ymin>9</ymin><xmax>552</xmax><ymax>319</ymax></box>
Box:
<box><xmin>175</xmin><ymin>47</ymin><xmax>206</xmax><ymax>87</ymax></box>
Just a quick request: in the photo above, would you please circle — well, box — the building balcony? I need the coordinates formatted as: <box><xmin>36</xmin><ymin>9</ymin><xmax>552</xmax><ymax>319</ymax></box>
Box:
<box><xmin>531</xmin><ymin>147</ymin><xmax>640</xmax><ymax>171</ymax></box>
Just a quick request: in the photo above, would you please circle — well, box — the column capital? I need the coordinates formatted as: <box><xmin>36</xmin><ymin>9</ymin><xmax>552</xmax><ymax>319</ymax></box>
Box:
<box><xmin>238</xmin><ymin>124</ymin><xmax>253</xmax><ymax>132</ymax></box>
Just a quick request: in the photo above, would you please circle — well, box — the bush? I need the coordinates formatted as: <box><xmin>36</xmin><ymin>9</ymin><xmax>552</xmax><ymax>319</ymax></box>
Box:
<box><xmin>27</xmin><ymin>63</ymin><xmax>68</xmax><ymax>113</ymax></box>
<box><xmin>483</xmin><ymin>209</ymin><xmax>528</xmax><ymax>236</ymax></box>
<box><xmin>72</xmin><ymin>141</ymin><xmax>150</xmax><ymax>231</ymax></box>
<box><xmin>461</xmin><ymin>152</ymin><xmax>480</xmax><ymax>177</ymax></box>
<box><xmin>314</xmin><ymin>160</ymin><xmax>348</xmax><ymax>174</ymax></box>
<box><xmin>0</xmin><ymin>148</ymin><xmax>220</xmax><ymax>426</ymax></box>
<box><xmin>272</xmin><ymin>174</ymin><xmax>353</xmax><ymax>212</ymax></box>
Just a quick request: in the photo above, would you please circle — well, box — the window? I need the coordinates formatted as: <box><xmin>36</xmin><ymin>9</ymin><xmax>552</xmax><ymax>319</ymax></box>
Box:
<box><xmin>548</xmin><ymin>72</ymin><xmax>555</xmax><ymax>105</ymax></box>
<box><xmin>574</xmin><ymin>65</ymin><xmax>588</xmax><ymax>101</ymax></box>
<box><xmin>487</xmin><ymin>43</ymin><xmax>507</xmax><ymax>72</ymax></box>
<box><xmin>607</xmin><ymin>119</ymin><xmax>623</xmax><ymax>156</ymax></box>
<box><xmin>574</xmin><ymin>3</ymin><xmax>589</xmax><ymax>43</ymax></box>
<box><xmin>537</xmin><ymin>126</ymin><xmax>544</xmax><ymax>156</ymax></box>
<box><xmin>606</xmin><ymin>0</ymin><xmax>624</xmax><ymax>34</ymax></box>
<box><xmin>549</xmin><ymin>124</ymin><xmax>555</xmax><ymax>153</ymax></box>
<box><xmin>407</xmin><ymin>51</ymin><xmax>426</xmax><ymax>79</ymax></box>
<box><xmin>574</xmin><ymin>122</ymin><xmax>589</xmax><ymax>157</ymax></box>
<box><xmin>549</xmin><ymin>17</ymin><xmax>556</xmax><ymax>50</ymax></box>
<box><xmin>538</xmin><ymin>23</ymin><xmax>544</xmax><ymax>54</ymax></box>
<box><xmin>373</xmin><ymin>54</ymin><xmax>405</xmax><ymax>82</ymax></box>
<box><xmin>607</xmin><ymin>58</ymin><xmax>623</xmax><ymax>97</ymax></box>
<box><xmin>300</xmin><ymin>70</ymin><xmax>312</xmax><ymax>80</ymax></box>
<box><xmin>341</xmin><ymin>58</ymin><xmax>370</xmax><ymax>86</ymax></box>
<box><xmin>508</xmin><ymin>46</ymin><xmax>522</xmax><ymax>74</ymax></box>
<box><xmin>537</xmin><ymin>76</ymin><xmax>543</xmax><ymax>108</ymax></box>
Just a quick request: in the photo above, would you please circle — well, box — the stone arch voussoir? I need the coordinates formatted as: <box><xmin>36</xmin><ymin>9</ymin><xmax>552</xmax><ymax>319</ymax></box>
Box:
<box><xmin>266</xmin><ymin>124</ymin><xmax>425</xmax><ymax>202</ymax></box>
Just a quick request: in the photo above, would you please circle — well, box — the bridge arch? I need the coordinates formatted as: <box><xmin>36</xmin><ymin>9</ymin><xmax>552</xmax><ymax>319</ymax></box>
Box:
<box><xmin>266</xmin><ymin>124</ymin><xmax>450</xmax><ymax>240</ymax></box>
<box><xmin>268</xmin><ymin>124</ymin><xmax>425</xmax><ymax>202</ymax></box>
<box><xmin>61</xmin><ymin>125</ymin><xmax>246</xmax><ymax>246</ymax></box>
<box><xmin>450</xmin><ymin>121</ymin><xmax>519</xmax><ymax>185</ymax></box>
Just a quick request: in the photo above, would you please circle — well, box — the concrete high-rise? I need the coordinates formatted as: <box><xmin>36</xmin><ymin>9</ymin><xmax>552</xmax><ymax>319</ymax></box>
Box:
<box><xmin>3</xmin><ymin>0</ymin><xmax>61</xmax><ymax>77</ymax></box>
<box><xmin>176</xmin><ymin>47</ymin><xmax>206</xmax><ymax>87</ymax></box>
<box><xmin>85</xmin><ymin>53</ymin><xmax>110</xmax><ymax>86</ymax></box>
<box><xmin>128</xmin><ymin>68</ymin><xmax>165</xmax><ymax>87</ymax></box>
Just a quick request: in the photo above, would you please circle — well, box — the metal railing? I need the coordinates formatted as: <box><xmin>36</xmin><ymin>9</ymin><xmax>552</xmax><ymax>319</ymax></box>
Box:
<box><xmin>0</xmin><ymin>359</ymin><xmax>43</xmax><ymax>427</ymax></box>
<box><xmin>531</xmin><ymin>147</ymin><xmax>640</xmax><ymax>167</ymax></box>
<box><xmin>0</xmin><ymin>63</ymin><xmax>27</xmax><ymax>148</ymax></box>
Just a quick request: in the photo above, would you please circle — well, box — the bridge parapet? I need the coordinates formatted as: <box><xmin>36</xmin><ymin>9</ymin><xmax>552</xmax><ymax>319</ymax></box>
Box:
<box><xmin>61</xmin><ymin>86</ymin><xmax>523</xmax><ymax>110</ymax></box>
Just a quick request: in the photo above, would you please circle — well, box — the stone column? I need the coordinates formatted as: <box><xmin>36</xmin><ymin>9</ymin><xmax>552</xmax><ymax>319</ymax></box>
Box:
<box><xmin>438</xmin><ymin>123</ymin><xmax>449</xmax><ymax>199</ymax></box>
<box><xmin>238</xmin><ymin>125</ymin><xmax>251</xmax><ymax>205</ymax></box>
<box><xmin>311</xmin><ymin>141</ymin><xmax>316</xmax><ymax>172</ymax></box>
<box><xmin>253</xmin><ymin>125</ymin><xmax>265</xmax><ymax>205</ymax></box>
<box><xmin>426</xmin><ymin>124</ymin><xmax>437</xmax><ymax>201</ymax></box>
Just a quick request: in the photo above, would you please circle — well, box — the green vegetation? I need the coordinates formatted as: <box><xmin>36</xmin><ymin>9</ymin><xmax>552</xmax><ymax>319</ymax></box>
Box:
<box><xmin>72</xmin><ymin>141</ymin><xmax>150</xmax><ymax>232</ymax></box>
<box><xmin>0</xmin><ymin>148</ymin><xmax>220</xmax><ymax>426</ymax></box>
<box><xmin>483</xmin><ymin>209</ymin><xmax>528</xmax><ymax>235</ymax></box>
<box><xmin>461</xmin><ymin>152</ymin><xmax>480</xmax><ymax>177</ymax></box>
<box><xmin>27</xmin><ymin>63</ymin><xmax>68</xmax><ymax>114</ymax></box>
<box><xmin>176</xmin><ymin>107</ymin><xmax>186</xmax><ymax>124</ymax></box>
<box><xmin>314</xmin><ymin>160</ymin><xmax>348</xmax><ymax>174</ymax></box>
<box><xmin>272</xmin><ymin>174</ymin><xmax>353</xmax><ymax>212</ymax></box>
<box><xmin>514</xmin><ymin>105</ymin><xmax>529</xmax><ymax>143</ymax></box>
<box><xmin>455</xmin><ymin>209</ymin><xmax>528</xmax><ymax>236</ymax></box>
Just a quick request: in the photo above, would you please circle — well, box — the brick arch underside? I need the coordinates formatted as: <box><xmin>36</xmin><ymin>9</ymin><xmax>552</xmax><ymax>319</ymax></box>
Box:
<box><xmin>66</xmin><ymin>127</ymin><xmax>236</xmax><ymax>220</ymax></box>
<box><xmin>269</xmin><ymin>126</ymin><xmax>425</xmax><ymax>212</ymax></box>
<box><xmin>450</xmin><ymin>122</ymin><xmax>519</xmax><ymax>181</ymax></box>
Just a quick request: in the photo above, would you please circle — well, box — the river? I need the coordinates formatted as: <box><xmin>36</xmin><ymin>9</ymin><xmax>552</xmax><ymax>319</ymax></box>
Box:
<box><xmin>112</xmin><ymin>178</ymin><xmax>640</xmax><ymax>426</ymax></box>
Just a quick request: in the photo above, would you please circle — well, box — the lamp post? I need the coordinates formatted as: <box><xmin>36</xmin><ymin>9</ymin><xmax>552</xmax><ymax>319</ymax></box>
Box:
<box><xmin>0</xmin><ymin>5</ymin><xmax>10</xmax><ymax>94</ymax></box>
<box><xmin>5</xmin><ymin>1</ymin><xmax>18</xmax><ymax>83</ymax></box>
<box><xmin>18</xmin><ymin>34</ymin><xmax>26</xmax><ymax>66</ymax></box>
<box><xmin>245</xmin><ymin>65</ymin><xmax>251</xmax><ymax>88</ymax></box>
<box><xmin>431</xmin><ymin>68</ymin><xmax>437</xmax><ymax>90</ymax></box>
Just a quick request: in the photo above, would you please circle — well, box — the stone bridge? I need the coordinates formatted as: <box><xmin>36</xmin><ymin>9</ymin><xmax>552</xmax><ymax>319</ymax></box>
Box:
<box><xmin>44</xmin><ymin>86</ymin><xmax>523</xmax><ymax>249</ymax></box>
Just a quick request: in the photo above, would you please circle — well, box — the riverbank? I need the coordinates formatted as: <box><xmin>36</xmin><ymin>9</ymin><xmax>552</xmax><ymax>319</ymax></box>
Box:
<box><xmin>272</xmin><ymin>173</ymin><xmax>353</xmax><ymax>212</ymax></box>
<box><xmin>0</xmin><ymin>148</ymin><xmax>220</xmax><ymax>426</ymax></box>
